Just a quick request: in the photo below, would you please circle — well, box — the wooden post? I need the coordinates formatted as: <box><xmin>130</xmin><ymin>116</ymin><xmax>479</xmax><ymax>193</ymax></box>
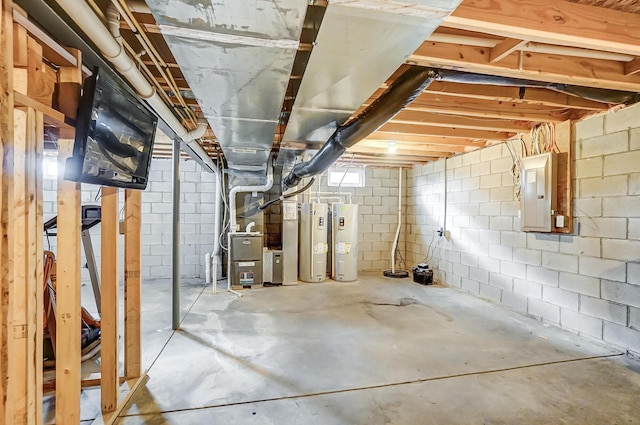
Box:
<box><xmin>9</xmin><ymin>104</ymin><xmax>43</xmax><ymax>425</ymax></box>
<box><xmin>101</xmin><ymin>187</ymin><xmax>119</xmax><ymax>412</ymax></box>
<box><xmin>55</xmin><ymin>48</ymin><xmax>83</xmax><ymax>425</ymax></box>
<box><xmin>6</xmin><ymin>26</ymin><xmax>45</xmax><ymax>424</ymax></box>
<box><xmin>55</xmin><ymin>131</ymin><xmax>82</xmax><ymax>424</ymax></box>
<box><xmin>0</xmin><ymin>0</ymin><xmax>14</xmax><ymax>422</ymax></box>
<box><xmin>553</xmin><ymin>120</ymin><xmax>574</xmax><ymax>234</ymax></box>
<box><xmin>124</xmin><ymin>189</ymin><xmax>142</xmax><ymax>379</ymax></box>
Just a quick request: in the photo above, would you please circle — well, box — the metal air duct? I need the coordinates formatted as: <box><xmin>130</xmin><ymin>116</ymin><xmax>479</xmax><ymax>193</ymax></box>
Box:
<box><xmin>144</xmin><ymin>0</ymin><xmax>308</xmax><ymax>182</ymax></box>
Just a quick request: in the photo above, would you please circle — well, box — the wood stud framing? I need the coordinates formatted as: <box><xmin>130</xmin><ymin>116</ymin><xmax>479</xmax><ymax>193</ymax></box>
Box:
<box><xmin>56</xmin><ymin>132</ymin><xmax>82</xmax><ymax>425</ymax></box>
<box><xmin>55</xmin><ymin>46</ymin><xmax>83</xmax><ymax>424</ymax></box>
<box><xmin>0</xmin><ymin>0</ymin><xmax>14</xmax><ymax>419</ymax></box>
<box><xmin>1</xmin><ymin>7</ymin><xmax>145</xmax><ymax>424</ymax></box>
<box><xmin>101</xmin><ymin>187</ymin><xmax>120</xmax><ymax>413</ymax></box>
<box><xmin>124</xmin><ymin>189</ymin><xmax>142</xmax><ymax>380</ymax></box>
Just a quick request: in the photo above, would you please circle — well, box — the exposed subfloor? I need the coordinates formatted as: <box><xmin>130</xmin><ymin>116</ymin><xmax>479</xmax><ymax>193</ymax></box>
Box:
<box><xmin>49</xmin><ymin>274</ymin><xmax>640</xmax><ymax>424</ymax></box>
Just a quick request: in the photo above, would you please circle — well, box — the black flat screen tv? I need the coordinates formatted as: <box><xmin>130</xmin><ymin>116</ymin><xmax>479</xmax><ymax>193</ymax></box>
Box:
<box><xmin>65</xmin><ymin>67</ymin><xmax>158</xmax><ymax>189</ymax></box>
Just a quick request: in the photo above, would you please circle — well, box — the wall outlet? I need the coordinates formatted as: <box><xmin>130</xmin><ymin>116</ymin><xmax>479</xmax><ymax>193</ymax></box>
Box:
<box><xmin>555</xmin><ymin>215</ymin><xmax>565</xmax><ymax>228</ymax></box>
<box><xmin>437</xmin><ymin>227</ymin><xmax>444</xmax><ymax>237</ymax></box>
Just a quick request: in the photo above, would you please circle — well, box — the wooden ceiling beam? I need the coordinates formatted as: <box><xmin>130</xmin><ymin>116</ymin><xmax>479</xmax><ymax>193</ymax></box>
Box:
<box><xmin>444</xmin><ymin>0</ymin><xmax>640</xmax><ymax>57</ymax></box>
<box><xmin>409</xmin><ymin>41</ymin><xmax>640</xmax><ymax>92</ymax></box>
<box><xmin>371</xmin><ymin>81</ymin><xmax>610</xmax><ymax>110</ymax></box>
<box><xmin>357</xmin><ymin>140</ymin><xmax>468</xmax><ymax>153</ymax></box>
<box><xmin>426</xmin><ymin>82</ymin><xmax>611</xmax><ymax>111</ymax></box>
<box><xmin>348</xmin><ymin>145</ymin><xmax>454</xmax><ymax>158</ymax></box>
<box><xmin>366</xmin><ymin>132</ymin><xmax>488</xmax><ymax>147</ymax></box>
<box><xmin>391</xmin><ymin>111</ymin><xmax>532</xmax><ymax>133</ymax></box>
<box><xmin>407</xmin><ymin>93</ymin><xmax>571</xmax><ymax>122</ymax></box>
<box><xmin>338</xmin><ymin>155</ymin><xmax>434</xmax><ymax>165</ymax></box>
<box><xmin>379</xmin><ymin>122</ymin><xmax>512</xmax><ymax>140</ymax></box>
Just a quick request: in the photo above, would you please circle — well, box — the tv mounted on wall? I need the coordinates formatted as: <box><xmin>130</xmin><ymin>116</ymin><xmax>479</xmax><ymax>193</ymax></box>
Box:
<box><xmin>65</xmin><ymin>67</ymin><xmax>158</xmax><ymax>189</ymax></box>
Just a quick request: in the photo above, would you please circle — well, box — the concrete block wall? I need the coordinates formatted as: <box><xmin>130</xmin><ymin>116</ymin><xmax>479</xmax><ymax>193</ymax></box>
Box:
<box><xmin>44</xmin><ymin>158</ymin><xmax>216</xmax><ymax>282</ymax></box>
<box><xmin>406</xmin><ymin>101</ymin><xmax>640</xmax><ymax>355</ymax></box>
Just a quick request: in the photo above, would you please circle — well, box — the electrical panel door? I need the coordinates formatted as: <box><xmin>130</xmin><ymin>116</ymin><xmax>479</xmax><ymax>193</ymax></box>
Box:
<box><xmin>520</xmin><ymin>152</ymin><xmax>557</xmax><ymax>232</ymax></box>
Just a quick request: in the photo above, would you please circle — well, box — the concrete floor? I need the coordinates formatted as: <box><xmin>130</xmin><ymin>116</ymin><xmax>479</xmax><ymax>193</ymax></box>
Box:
<box><xmin>49</xmin><ymin>274</ymin><xmax>640</xmax><ymax>424</ymax></box>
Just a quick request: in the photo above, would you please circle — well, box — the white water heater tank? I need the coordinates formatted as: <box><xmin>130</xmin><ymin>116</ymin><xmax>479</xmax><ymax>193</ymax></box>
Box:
<box><xmin>299</xmin><ymin>203</ymin><xmax>329</xmax><ymax>282</ymax></box>
<box><xmin>332</xmin><ymin>203</ymin><xmax>358</xmax><ymax>282</ymax></box>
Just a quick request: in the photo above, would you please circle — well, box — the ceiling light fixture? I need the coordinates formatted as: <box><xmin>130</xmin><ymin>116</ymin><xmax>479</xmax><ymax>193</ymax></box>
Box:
<box><xmin>388</xmin><ymin>141</ymin><xmax>397</xmax><ymax>153</ymax></box>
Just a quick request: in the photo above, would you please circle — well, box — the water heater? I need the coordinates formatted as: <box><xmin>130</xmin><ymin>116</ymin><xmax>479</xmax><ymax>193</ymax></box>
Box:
<box><xmin>299</xmin><ymin>203</ymin><xmax>329</xmax><ymax>282</ymax></box>
<box><xmin>332</xmin><ymin>203</ymin><xmax>358</xmax><ymax>282</ymax></box>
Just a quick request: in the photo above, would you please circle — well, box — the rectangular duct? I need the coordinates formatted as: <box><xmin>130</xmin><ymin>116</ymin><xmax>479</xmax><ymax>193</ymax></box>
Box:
<box><xmin>281</xmin><ymin>0</ymin><xmax>462</xmax><ymax>151</ymax></box>
<box><xmin>145</xmin><ymin>0</ymin><xmax>308</xmax><ymax>175</ymax></box>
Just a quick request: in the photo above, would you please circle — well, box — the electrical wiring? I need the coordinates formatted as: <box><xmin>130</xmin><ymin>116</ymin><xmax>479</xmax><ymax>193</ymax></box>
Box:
<box><xmin>505</xmin><ymin>138</ymin><xmax>523</xmax><ymax>200</ymax></box>
<box><xmin>530</xmin><ymin>123</ymin><xmax>558</xmax><ymax>156</ymax></box>
<box><xmin>217</xmin><ymin>156</ymin><xmax>230</xmax><ymax>251</ymax></box>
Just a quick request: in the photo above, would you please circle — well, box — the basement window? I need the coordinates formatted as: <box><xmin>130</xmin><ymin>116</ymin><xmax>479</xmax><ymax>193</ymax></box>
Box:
<box><xmin>327</xmin><ymin>166</ymin><xmax>365</xmax><ymax>188</ymax></box>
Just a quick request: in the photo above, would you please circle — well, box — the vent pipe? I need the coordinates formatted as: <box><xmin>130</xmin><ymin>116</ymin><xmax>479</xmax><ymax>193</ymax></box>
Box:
<box><xmin>282</xmin><ymin>66</ymin><xmax>437</xmax><ymax>189</ymax></box>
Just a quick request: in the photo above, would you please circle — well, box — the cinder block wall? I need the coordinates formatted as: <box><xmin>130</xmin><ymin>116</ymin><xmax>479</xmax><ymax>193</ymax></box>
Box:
<box><xmin>44</xmin><ymin>158</ymin><xmax>216</xmax><ymax>282</ymax></box>
<box><xmin>406</xmin><ymin>102</ymin><xmax>640</xmax><ymax>355</ymax></box>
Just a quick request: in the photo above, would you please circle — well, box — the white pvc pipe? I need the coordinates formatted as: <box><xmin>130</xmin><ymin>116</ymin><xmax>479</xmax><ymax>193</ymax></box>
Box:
<box><xmin>211</xmin><ymin>167</ymin><xmax>222</xmax><ymax>293</ymax></box>
<box><xmin>390</xmin><ymin>167</ymin><xmax>402</xmax><ymax>273</ymax></box>
<box><xmin>205</xmin><ymin>252</ymin><xmax>211</xmax><ymax>284</ymax></box>
<box><xmin>228</xmin><ymin>165</ymin><xmax>274</xmax><ymax>232</ymax></box>
<box><xmin>316</xmin><ymin>192</ymin><xmax>352</xmax><ymax>203</ymax></box>
<box><xmin>57</xmin><ymin>0</ymin><xmax>215</xmax><ymax>171</ymax></box>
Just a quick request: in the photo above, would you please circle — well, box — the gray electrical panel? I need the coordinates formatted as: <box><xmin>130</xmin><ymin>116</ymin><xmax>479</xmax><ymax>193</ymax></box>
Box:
<box><xmin>332</xmin><ymin>203</ymin><xmax>358</xmax><ymax>282</ymax></box>
<box><xmin>230</xmin><ymin>234</ymin><xmax>263</xmax><ymax>287</ymax></box>
<box><xmin>521</xmin><ymin>152</ymin><xmax>557</xmax><ymax>232</ymax></box>
<box><xmin>299</xmin><ymin>203</ymin><xmax>329</xmax><ymax>282</ymax></box>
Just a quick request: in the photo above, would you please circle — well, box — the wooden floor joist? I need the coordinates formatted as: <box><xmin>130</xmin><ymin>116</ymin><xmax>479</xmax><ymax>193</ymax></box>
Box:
<box><xmin>444</xmin><ymin>0</ymin><xmax>640</xmax><ymax>57</ymax></box>
<box><xmin>409</xmin><ymin>41</ymin><xmax>640</xmax><ymax>92</ymax></box>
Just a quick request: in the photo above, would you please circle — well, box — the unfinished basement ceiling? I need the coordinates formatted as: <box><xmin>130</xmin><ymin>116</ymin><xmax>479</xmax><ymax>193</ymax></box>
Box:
<box><xmin>99</xmin><ymin>0</ymin><xmax>640</xmax><ymax>169</ymax></box>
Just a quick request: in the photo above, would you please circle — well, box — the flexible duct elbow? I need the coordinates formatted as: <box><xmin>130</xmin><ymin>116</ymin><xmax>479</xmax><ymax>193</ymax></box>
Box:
<box><xmin>282</xmin><ymin>66</ymin><xmax>437</xmax><ymax>189</ymax></box>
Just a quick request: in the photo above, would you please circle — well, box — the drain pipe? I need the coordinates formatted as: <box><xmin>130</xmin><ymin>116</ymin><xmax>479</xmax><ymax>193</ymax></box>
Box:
<box><xmin>391</xmin><ymin>167</ymin><xmax>402</xmax><ymax>273</ymax></box>
<box><xmin>282</xmin><ymin>66</ymin><xmax>437</xmax><ymax>189</ymax></box>
<box><xmin>211</xmin><ymin>166</ymin><xmax>222</xmax><ymax>293</ymax></box>
<box><xmin>384</xmin><ymin>168</ymin><xmax>408</xmax><ymax>278</ymax></box>
<box><xmin>57</xmin><ymin>0</ymin><xmax>215</xmax><ymax>171</ymax></box>
<box><xmin>226</xmin><ymin>164</ymin><xmax>274</xmax><ymax>297</ymax></box>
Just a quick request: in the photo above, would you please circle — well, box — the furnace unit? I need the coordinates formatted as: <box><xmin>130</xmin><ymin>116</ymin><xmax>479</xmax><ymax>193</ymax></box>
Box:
<box><xmin>299</xmin><ymin>203</ymin><xmax>329</xmax><ymax>282</ymax></box>
<box><xmin>229</xmin><ymin>234</ymin><xmax>263</xmax><ymax>287</ymax></box>
<box><xmin>331</xmin><ymin>203</ymin><xmax>358</xmax><ymax>282</ymax></box>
